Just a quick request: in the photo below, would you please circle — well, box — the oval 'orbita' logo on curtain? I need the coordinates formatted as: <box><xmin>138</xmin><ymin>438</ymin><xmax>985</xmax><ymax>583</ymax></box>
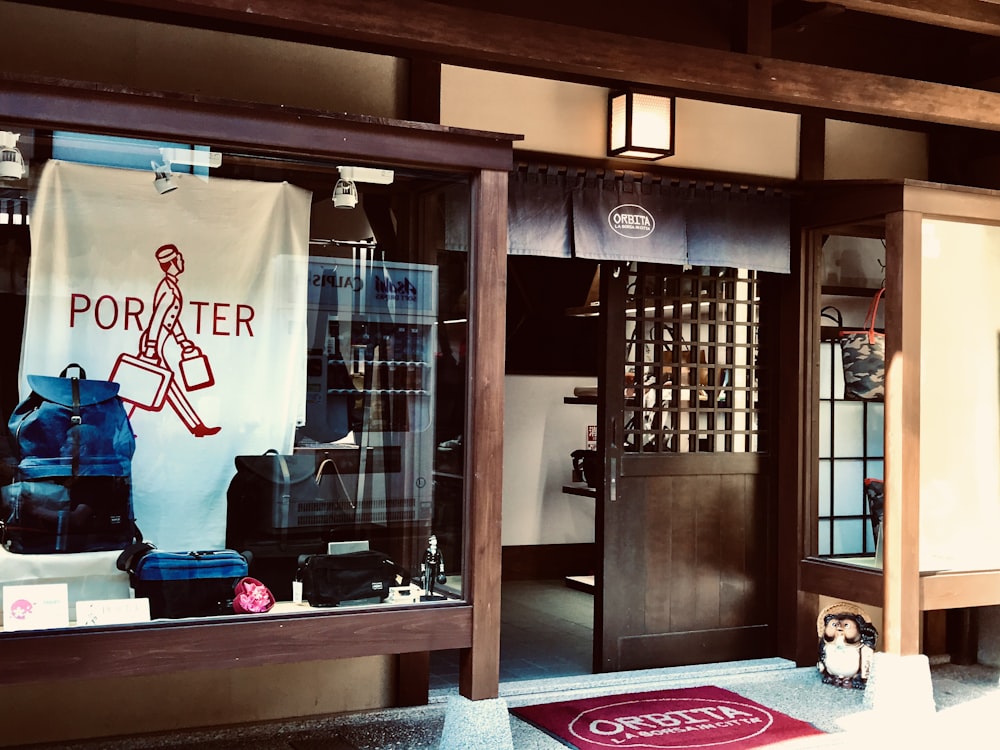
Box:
<box><xmin>608</xmin><ymin>204</ymin><xmax>655</xmax><ymax>239</ymax></box>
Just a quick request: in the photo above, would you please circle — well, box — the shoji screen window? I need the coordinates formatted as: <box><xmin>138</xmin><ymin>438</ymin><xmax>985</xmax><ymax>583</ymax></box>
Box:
<box><xmin>818</xmin><ymin>327</ymin><xmax>884</xmax><ymax>557</ymax></box>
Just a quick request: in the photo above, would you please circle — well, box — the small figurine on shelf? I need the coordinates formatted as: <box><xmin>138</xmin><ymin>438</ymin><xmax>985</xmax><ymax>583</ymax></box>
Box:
<box><xmin>817</xmin><ymin>602</ymin><xmax>878</xmax><ymax>689</ymax></box>
<box><xmin>420</xmin><ymin>534</ymin><xmax>448</xmax><ymax>601</ymax></box>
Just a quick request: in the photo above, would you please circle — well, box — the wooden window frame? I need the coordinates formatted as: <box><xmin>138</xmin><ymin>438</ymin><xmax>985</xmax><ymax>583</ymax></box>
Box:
<box><xmin>794</xmin><ymin>180</ymin><xmax>1000</xmax><ymax>660</ymax></box>
<box><xmin>0</xmin><ymin>76</ymin><xmax>515</xmax><ymax>701</ymax></box>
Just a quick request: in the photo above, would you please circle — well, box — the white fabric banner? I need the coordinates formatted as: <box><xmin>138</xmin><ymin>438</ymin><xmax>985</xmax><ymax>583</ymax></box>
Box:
<box><xmin>21</xmin><ymin>161</ymin><xmax>310</xmax><ymax>550</ymax></box>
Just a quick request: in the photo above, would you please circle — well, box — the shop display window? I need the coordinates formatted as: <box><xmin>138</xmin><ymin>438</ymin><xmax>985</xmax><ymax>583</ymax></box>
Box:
<box><xmin>816</xmin><ymin>234</ymin><xmax>885</xmax><ymax>564</ymax></box>
<box><xmin>0</xmin><ymin>126</ymin><xmax>470</xmax><ymax>632</ymax></box>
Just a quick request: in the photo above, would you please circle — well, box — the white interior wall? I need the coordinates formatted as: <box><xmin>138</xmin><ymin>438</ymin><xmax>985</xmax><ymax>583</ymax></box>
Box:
<box><xmin>502</xmin><ymin>376</ymin><xmax>597</xmax><ymax>546</ymax></box>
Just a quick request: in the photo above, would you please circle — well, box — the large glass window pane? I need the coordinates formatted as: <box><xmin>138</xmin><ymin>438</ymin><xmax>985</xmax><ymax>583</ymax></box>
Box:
<box><xmin>0</xmin><ymin>127</ymin><xmax>470</xmax><ymax>631</ymax></box>
<box><xmin>866</xmin><ymin>403</ymin><xmax>884</xmax><ymax>457</ymax></box>
<box><xmin>833</xmin><ymin>519</ymin><xmax>863</xmax><ymax>556</ymax></box>
<box><xmin>831</xmin><ymin>460</ymin><xmax>865</xmax><ymax>517</ymax></box>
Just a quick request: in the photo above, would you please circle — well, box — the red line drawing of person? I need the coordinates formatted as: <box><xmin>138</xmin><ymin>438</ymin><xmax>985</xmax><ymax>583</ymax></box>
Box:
<box><xmin>136</xmin><ymin>243</ymin><xmax>220</xmax><ymax>438</ymax></box>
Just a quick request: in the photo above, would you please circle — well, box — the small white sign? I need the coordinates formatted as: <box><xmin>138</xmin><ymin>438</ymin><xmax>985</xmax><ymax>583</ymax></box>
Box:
<box><xmin>3</xmin><ymin>583</ymin><xmax>70</xmax><ymax>632</ymax></box>
<box><xmin>76</xmin><ymin>598</ymin><xmax>151</xmax><ymax>627</ymax></box>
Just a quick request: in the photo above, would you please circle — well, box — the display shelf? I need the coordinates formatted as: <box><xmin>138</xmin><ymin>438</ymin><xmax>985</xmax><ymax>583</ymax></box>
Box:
<box><xmin>562</xmin><ymin>482</ymin><xmax>596</xmax><ymax>498</ymax></box>
<box><xmin>564</xmin><ymin>396</ymin><xmax>597</xmax><ymax>405</ymax></box>
<box><xmin>565</xmin><ymin>574</ymin><xmax>594</xmax><ymax>593</ymax></box>
<box><xmin>821</xmin><ymin>285</ymin><xmax>882</xmax><ymax>297</ymax></box>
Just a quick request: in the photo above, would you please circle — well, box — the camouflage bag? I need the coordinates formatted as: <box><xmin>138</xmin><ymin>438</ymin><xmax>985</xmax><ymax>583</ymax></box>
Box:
<box><xmin>838</xmin><ymin>288</ymin><xmax>885</xmax><ymax>401</ymax></box>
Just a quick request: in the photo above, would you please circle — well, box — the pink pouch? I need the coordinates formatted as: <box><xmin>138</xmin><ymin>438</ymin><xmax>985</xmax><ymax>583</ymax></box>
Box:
<box><xmin>232</xmin><ymin>576</ymin><xmax>275</xmax><ymax>614</ymax></box>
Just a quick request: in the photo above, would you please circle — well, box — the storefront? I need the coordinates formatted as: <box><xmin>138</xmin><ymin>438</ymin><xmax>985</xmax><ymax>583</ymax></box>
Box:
<box><xmin>0</xmin><ymin>76</ymin><xmax>516</xmax><ymax>715</ymax></box>
<box><xmin>8</xmin><ymin>3</ymin><xmax>1000</xmax><ymax>747</ymax></box>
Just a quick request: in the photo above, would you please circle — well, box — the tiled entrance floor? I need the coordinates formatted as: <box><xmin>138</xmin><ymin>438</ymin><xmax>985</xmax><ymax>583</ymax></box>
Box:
<box><xmin>429</xmin><ymin>577</ymin><xmax>593</xmax><ymax>689</ymax></box>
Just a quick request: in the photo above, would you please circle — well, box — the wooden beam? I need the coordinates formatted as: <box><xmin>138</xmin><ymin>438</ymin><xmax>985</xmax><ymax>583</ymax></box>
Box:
<box><xmin>798</xmin><ymin>114</ymin><xmax>826</xmax><ymax>180</ymax></box>
<box><xmin>800</xmin><ymin>0</ymin><xmax>1000</xmax><ymax>37</ymax></box>
<box><xmin>739</xmin><ymin>0</ymin><xmax>774</xmax><ymax>56</ymax></box>
<box><xmin>0</xmin><ymin>605</ymin><xmax>473</xmax><ymax>686</ymax></box>
<box><xmin>61</xmin><ymin>0</ymin><xmax>1000</xmax><ymax>132</ymax></box>
<box><xmin>459</xmin><ymin>168</ymin><xmax>508</xmax><ymax>701</ymax></box>
<box><xmin>883</xmin><ymin>209</ymin><xmax>923</xmax><ymax>656</ymax></box>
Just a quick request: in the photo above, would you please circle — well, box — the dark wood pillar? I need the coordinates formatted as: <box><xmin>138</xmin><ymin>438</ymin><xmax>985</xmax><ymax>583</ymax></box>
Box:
<box><xmin>459</xmin><ymin>169</ymin><xmax>508</xmax><ymax>700</ymax></box>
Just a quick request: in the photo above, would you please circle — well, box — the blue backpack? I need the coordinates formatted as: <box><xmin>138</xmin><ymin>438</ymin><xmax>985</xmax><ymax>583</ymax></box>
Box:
<box><xmin>1</xmin><ymin>363</ymin><xmax>139</xmax><ymax>553</ymax></box>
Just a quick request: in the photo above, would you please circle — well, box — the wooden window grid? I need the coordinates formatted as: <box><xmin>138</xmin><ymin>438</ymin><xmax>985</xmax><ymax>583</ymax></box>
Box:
<box><xmin>623</xmin><ymin>265</ymin><xmax>765</xmax><ymax>454</ymax></box>
<box><xmin>817</xmin><ymin>333</ymin><xmax>884</xmax><ymax>557</ymax></box>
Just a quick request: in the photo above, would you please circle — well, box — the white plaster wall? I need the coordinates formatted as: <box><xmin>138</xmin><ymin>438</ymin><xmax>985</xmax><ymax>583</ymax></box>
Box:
<box><xmin>0</xmin><ymin>2</ymin><xmax>404</xmax><ymax>117</ymax></box>
<box><xmin>502</xmin><ymin>375</ymin><xmax>597</xmax><ymax>546</ymax></box>
<box><xmin>825</xmin><ymin>120</ymin><xmax>928</xmax><ymax>180</ymax></box>
<box><xmin>919</xmin><ymin>219</ymin><xmax>1000</xmax><ymax>571</ymax></box>
<box><xmin>440</xmin><ymin>66</ymin><xmax>800</xmax><ymax>179</ymax></box>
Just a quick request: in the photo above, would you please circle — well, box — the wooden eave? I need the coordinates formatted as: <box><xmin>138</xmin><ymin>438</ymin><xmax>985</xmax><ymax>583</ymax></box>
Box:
<box><xmin>0</xmin><ymin>75</ymin><xmax>520</xmax><ymax>173</ymax></box>
<box><xmin>25</xmin><ymin>0</ymin><xmax>1000</xmax><ymax>133</ymax></box>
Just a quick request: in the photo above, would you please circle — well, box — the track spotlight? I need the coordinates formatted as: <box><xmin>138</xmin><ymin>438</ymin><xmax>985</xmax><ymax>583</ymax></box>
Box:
<box><xmin>333</xmin><ymin>178</ymin><xmax>358</xmax><ymax>209</ymax></box>
<box><xmin>151</xmin><ymin>161</ymin><xmax>177</xmax><ymax>194</ymax></box>
<box><xmin>0</xmin><ymin>132</ymin><xmax>26</xmax><ymax>181</ymax></box>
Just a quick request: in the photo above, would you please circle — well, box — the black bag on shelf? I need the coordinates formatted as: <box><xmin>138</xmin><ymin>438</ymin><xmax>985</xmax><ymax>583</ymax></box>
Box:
<box><xmin>226</xmin><ymin>450</ymin><xmax>356</xmax><ymax>547</ymax></box>
<box><xmin>297</xmin><ymin>550</ymin><xmax>400</xmax><ymax>607</ymax></box>
<box><xmin>2</xmin><ymin>363</ymin><xmax>139</xmax><ymax>553</ymax></box>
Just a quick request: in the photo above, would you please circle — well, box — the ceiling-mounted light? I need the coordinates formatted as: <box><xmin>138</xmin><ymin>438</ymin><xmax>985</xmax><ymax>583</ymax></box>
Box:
<box><xmin>0</xmin><ymin>132</ymin><xmax>27</xmax><ymax>181</ymax></box>
<box><xmin>332</xmin><ymin>178</ymin><xmax>358</xmax><ymax>209</ymax></box>
<box><xmin>151</xmin><ymin>161</ymin><xmax>177</xmax><ymax>194</ymax></box>
<box><xmin>607</xmin><ymin>90</ymin><xmax>675</xmax><ymax>160</ymax></box>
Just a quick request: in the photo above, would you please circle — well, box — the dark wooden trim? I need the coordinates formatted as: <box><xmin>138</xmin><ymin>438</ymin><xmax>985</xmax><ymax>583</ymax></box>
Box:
<box><xmin>798</xmin><ymin>115</ymin><xmax>826</xmax><ymax>182</ymax></box>
<box><xmin>816</xmin><ymin>0</ymin><xmax>1000</xmax><ymax>36</ymax></box>
<box><xmin>408</xmin><ymin>58</ymin><xmax>442</xmax><ymax>124</ymax></box>
<box><xmin>799</xmin><ymin>559</ymin><xmax>885</xmax><ymax>608</ymax></box>
<box><xmin>738</xmin><ymin>0</ymin><xmax>774</xmax><ymax>57</ymax></box>
<box><xmin>0</xmin><ymin>604</ymin><xmax>472</xmax><ymax>687</ymax></box>
<box><xmin>64</xmin><ymin>0</ymin><xmax>1000</xmax><ymax>131</ymax></box>
<box><xmin>513</xmin><ymin>151</ymin><xmax>798</xmax><ymax>195</ymax></box>
<box><xmin>0</xmin><ymin>76</ymin><xmax>518</xmax><ymax>172</ymax></box>
<box><xmin>458</xmin><ymin>168</ymin><xmax>508</xmax><ymax>701</ymax></box>
<box><xmin>620</xmin><ymin>453</ymin><xmax>762</xmax><ymax>477</ymax></box>
<box><xmin>775</xmin><ymin>218</ymin><xmax>813</xmax><ymax>663</ymax></box>
<box><xmin>501</xmin><ymin>544</ymin><xmax>597</xmax><ymax>581</ymax></box>
<box><xmin>883</xmin><ymin>208</ymin><xmax>923</xmax><ymax>655</ymax></box>
<box><xmin>618</xmin><ymin>625</ymin><xmax>773</xmax><ymax>670</ymax></box>
<box><xmin>395</xmin><ymin>651</ymin><xmax>431</xmax><ymax>706</ymax></box>
<box><xmin>595</xmin><ymin>260</ymin><xmax>627</xmax><ymax>673</ymax></box>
